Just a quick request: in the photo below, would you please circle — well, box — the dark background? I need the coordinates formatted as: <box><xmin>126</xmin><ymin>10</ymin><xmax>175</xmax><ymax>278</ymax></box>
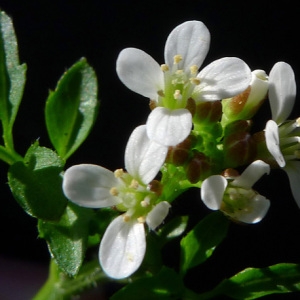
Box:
<box><xmin>0</xmin><ymin>0</ymin><xmax>300</xmax><ymax>299</ymax></box>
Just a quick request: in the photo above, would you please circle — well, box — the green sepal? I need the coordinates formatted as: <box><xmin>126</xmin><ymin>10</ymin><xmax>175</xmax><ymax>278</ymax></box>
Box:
<box><xmin>180</xmin><ymin>211</ymin><xmax>229</xmax><ymax>275</ymax></box>
<box><xmin>45</xmin><ymin>57</ymin><xmax>99</xmax><ymax>160</ymax></box>
<box><xmin>38</xmin><ymin>202</ymin><xmax>96</xmax><ymax>277</ymax></box>
<box><xmin>0</xmin><ymin>10</ymin><xmax>26</xmax><ymax>147</ymax></box>
<box><xmin>201</xmin><ymin>263</ymin><xmax>300</xmax><ymax>299</ymax></box>
<box><xmin>111</xmin><ymin>266</ymin><xmax>185</xmax><ymax>300</ymax></box>
<box><xmin>7</xmin><ymin>142</ymin><xmax>67</xmax><ymax>220</ymax></box>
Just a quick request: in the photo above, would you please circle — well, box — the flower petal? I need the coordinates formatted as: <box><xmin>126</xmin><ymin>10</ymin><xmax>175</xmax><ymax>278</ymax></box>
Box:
<box><xmin>194</xmin><ymin>57</ymin><xmax>251</xmax><ymax>101</ymax></box>
<box><xmin>99</xmin><ymin>215</ymin><xmax>146</xmax><ymax>279</ymax></box>
<box><xmin>265</xmin><ymin>120</ymin><xmax>286</xmax><ymax>167</ymax></box>
<box><xmin>125</xmin><ymin>125</ymin><xmax>168</xmax><ymax>184</ymax></box>
<box><xmin>146</xmin><ymin>107</ymin><xmax>192</xmax><ymax>146</ymax></box>
<box><xmin>231</xmin><ymin>160</ymin><xmax>270</xmax><ymax>189</ymax></box>
<box><xmin>62</xmin><ymin>164</ymin><xmax>121</xmax><ymax>208</ymax></box>
<box><xmin>201</xmin><ymin>175</ymin><xmax>227</xmax><ymax>210</ymax></box>
<box><xmin>116</xmin><ymin>47</ymin><xmax>164</xmax><ymax>99</ymax></box>
<box><xmin>268</xmin><ymin>62</ymin><xmax>296</xmax><ymax>124</ymax></box>
<box><xmin>284</xmin><ymin>161</ymin><xmax>300</xmax><ymax>208</ymax></box>
<box><xmin>146</xmin><ymin>201</ymin><xmax>171</xmax><ymax>230</ymax></box>
<box><xmin>164</xmin><ymin>20</ymin><xmax>210</xmax><ymax>72</ymax></box>
<box><xmin>231</xmin><ymin>194</ymin><xmax>270</xmax><ymax>224</ymax></box>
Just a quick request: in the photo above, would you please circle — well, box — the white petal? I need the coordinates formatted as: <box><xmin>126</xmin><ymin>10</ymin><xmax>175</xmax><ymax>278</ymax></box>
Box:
<box><xmin>146</xmin><ymin>107</ymin><xmax>192</xmax><ymax>146</ymax></box>
<box><xmin>284</xmin><ymin>161</ymin><xmax>300</xmax><ymax>208</ymax></box>
<box><xmin>265</xmin><ymin>120</ymin><xmax>286</xmax><ymax>167</ymax></box>
<box><xmin>268</xmin><ymin>62</ymin><xmax>296</xmax><ymax>124</ymax></box>
<box><xmin>99</xmin><ymin>215</ymin><xmax>146</xmax><ymax>279</ymax></box>
<box><xmin>232</xmin><ymin>194</ymin><xmax>270</xmax><ymax>224</ymax></box>
<box><xmin>201</xmin><ymin>175</ymin><xmax>227</xmax><ymax>210</ymax></box>
<box><xmin>164</xmin><ymin>21</ymin><xmax>210</xmax><ymax>72</ymax></box>
<box><xmin>195</xmin><ymin>57</ymin><xmax>251</xmax><ymax>101</ymax></box>
<box><xmin>231</xmin><ymin>160</ymin><xmax>270</xmax><ymax>189</ymax></box>
<box><xmin>146</xmin><ymin>201</ymin><xmax>171</xmax><ymax>230</ymax></box>
<box><xmin>125</xmin><ymin>125</ymin><xmax>168</xmax><ymax>184</ymax></box>
<box><xmin>62</xmin><ymin>164</ymin><xmax>121</xmax><ymax>208</ymax></box>
<box><xmin>116</xmin><ymin>48</ymin><xmax>164</xmax><ymax>99</ymax></box>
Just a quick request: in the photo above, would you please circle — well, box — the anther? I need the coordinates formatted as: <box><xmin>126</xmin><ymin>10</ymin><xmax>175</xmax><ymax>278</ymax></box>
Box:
<box><xmin>130</xmin><ymin>179</ymin><xmax>139</xmax><ymax>189</ymax></box>
<box><xmin>173</xmin><ymin>54</ymin><xmax>183</xmax><ymax>64</ymax></box>
<box><xmin>190</xmin><ymin>65</ymin><xmax>198</xmax><ymax>75</ymax></box>
<box><xmin>137</xmin><ymin>216</ymin><xmax>146</xmax><ymax>223</ymax></box>
<box><xmin>141</xmin><ymin>196</ymin><xmax>151</xmax><ymax>207</ymax></box>
<box><xmin>114</xmin><ymin>168</ymin><xmax>124</xmax><ymax>178</ymax></box>
<box><xmin>110</xmin><ymin>187</ymin><xmax>119</xmax><ymax>196</ymax></box>
<box><xmin>123</xmin><ymin>214</ymin><xmax>131</xmax><ymax>222</ymax></box>
<box><xmin>157</xmin><ymin>90</ymin><xmax>165</xmax><ymax>97</ymax></box>
<box><xmin>161</xmin><ymin>64</ymin><xmax>169</xmax><ymax>72</ymax></box>
<box><xmin>190</xmin><ymin>77</ymin><xmax>201</xmax><ymax>85</ymax></box>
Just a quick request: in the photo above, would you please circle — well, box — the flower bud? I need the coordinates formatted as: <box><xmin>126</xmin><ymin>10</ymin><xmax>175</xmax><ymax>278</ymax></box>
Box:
<box><xmin>193</xmin><ymin>100</ymin><xmax>222</xmax><ymax>125</ymax></box>
<box><xmin>185</xmin><ymin>151</ymin><xmax>211</xmax><ymax>183</ymax></box>
<box><xmin>221</xmin><ymin>70</ymin><xmax>268</xmax><ymax>126</ymax></box>
<box><xmin>223</xmin><ymin>131</ymin><xmax>256</xmax><ymax>168</ymax></box>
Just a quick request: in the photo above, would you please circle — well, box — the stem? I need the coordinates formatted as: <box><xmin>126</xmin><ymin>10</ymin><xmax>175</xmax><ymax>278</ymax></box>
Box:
<box><xmin>0</xmin><ymin>144</ymin><xmax>22</xmax><ymax>164</ymax></box>
<box><xmin>33</xmin><ymin>259</ymin><xmax>112</xmax><ymax>300</ymax></box>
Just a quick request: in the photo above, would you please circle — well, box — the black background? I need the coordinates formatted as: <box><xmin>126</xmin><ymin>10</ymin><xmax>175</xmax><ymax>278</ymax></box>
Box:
<box><xmin>1</xmin><ymin>0</ymin><xmax>300</xmax><ymax>299</ymax></box>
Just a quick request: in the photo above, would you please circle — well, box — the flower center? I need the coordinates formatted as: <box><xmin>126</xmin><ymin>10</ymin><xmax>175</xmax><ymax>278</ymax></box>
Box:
<box><xmin>110</xmin><ymin>169</ymin><xmax>159</xmax><ymax>223</ymax></box>
<box><xmin>157</xmin><ymin>54</ymin><xmax>200</xmax><ymax>111</ymax></box>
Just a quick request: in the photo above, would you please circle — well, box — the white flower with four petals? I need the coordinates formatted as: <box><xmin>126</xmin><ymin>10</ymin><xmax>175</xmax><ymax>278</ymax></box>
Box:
<box><xmin>117</xmin><ymin>21</ymin><xmax>252</xmax><ymax>146</ymax></box>
<box><xmin>63</xmin><ymin>125</ymin><xmax>170</xmax><ymax>279</ymax></box>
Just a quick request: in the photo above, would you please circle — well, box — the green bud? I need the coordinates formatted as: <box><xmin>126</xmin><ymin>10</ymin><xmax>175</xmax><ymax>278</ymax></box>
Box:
<box><xmin>221</xmin><ymin>70</ymin><xmax>268</xmax><ymax>127</ymax></box>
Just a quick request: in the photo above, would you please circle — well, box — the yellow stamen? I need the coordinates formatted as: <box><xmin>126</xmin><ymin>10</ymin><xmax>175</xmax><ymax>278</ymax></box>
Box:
<box><xmin>114</xmin><ymin>168</ymin><xmax>124</xmax><ymax>178</ymax></box>
<box><xmin>137</xmin><ymin>216</ymin><xmax>146</xmax><ymax>223</ymax></box>
<box><xmin>190</xmin><ymin>77</ymin><xmax>201</xmax><ymax>85</ymax></box>
<box><xmin>190</xmin><ymin>65</ymin><xmax>198</xmax><ymax>75</ymax></box>
<box><xmin>130</xmin><ymin>179</ymin><xmax>139</xmax><ymax>189</ymax></box>
<box><xmin>123</xmin><ymin>214</ymin><xmax>131</xmax><ymax>222</ymax></box>
<box><xmin>173</xmin><ymin>54</ymin><xmax>183</xmax><ymax>64</ymax></box>
<box><xmin>161</xmin><ymin>64</ymin><xmax>169</xmax><ymax>72</ymax></box>
<box><xmin>110</xmin><ymin>187</ymin><xmax>119</xmax><ymax>196</ymax></box>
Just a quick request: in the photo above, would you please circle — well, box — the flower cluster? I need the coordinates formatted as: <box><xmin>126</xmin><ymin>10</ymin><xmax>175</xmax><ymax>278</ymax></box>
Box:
<box><xmin>62</xmin><ymin>20</ymin><xmax>299</xmax><ymax>279</ymax></box>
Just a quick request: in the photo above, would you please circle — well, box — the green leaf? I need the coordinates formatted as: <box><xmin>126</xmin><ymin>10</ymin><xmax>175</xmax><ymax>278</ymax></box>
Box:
<box><xmin>38</xmin><ymin>203</ymin><xmax>95</xmax><ymax>277</ymax></box>
<box><xmin>158</xmin><ymin>215</ymin><xmax>188</xmax><ymax>242</ymax></box>
<box><xmin>45</xmin><ymin>58</ymin><xmax>99</xmax><ymax>160</ymax></box>
<box><xmin>202</xmin><ymin>263</ymin><xmax>300</xmax><ymax>299</ymax></box>
<box><xmin>111</xmin><ymin>267</ymin><xmax>184</xmax><ymax>300</ymax></box>
<box><xmin>0</xmin><ymin>10</ymin><xmax>26</xmax><ymax>146</ymax></box>
<box><xmin>8</xmin><ymin>142</ymin><xmax>67</xmax><ymax>220</ymax></box>
<box><xmin>180</xmin><ymin>211</ymin><xmax>229</xmax><ymax>275</ymax></box>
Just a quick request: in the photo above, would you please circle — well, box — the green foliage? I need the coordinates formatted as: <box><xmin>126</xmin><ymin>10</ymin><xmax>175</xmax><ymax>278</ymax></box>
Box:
<box><xmin>201</xmin><ymin>263</ymin><xmax>300</xmax><ymax>299</ymax></box>
<box><xmin>111</xmin><ymin>267</ymin><xmax>185</xmax><ymax>300</ymax></box>
<box><xmin>8</xmin><ymin>142</ymin><xmax>67</xmax><ymax>220</ymax></box>
<box><xmin>38</xmin><ymin>203</ymin><xmax>95</xmax><ymax>276</ymax></box>
<box><xmin>0</xmin><ymin>11</ymin><xmax>26</xmax><ymax>149</ymax></box>
<box><xmin>45</xmin><ymin>58</ymin><xmax>99</xmax><ymax>160</ymax></box>
<box><xmin>180</xmin><ymin>211</ymin><xmax>229</xmax><ymax>275</ymax></box>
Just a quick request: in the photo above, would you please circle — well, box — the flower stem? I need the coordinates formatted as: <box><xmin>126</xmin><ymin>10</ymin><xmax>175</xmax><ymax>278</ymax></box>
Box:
<box><xmin>0</xmin><ymin>144</ymin><xmax>22</xmax><ymax>164</ymax></box>
<box><xmin>33</xmin><ymin>259</ymin><xmax>111</xmax><ymax>300</ymax></box>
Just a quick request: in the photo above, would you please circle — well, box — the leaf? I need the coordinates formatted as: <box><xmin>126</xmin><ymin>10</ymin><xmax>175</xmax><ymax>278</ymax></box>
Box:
<box><xmin>45</xmin><ymin>58</ymin><xmax>99</xmax><ymax>160</ymax></box>
<box><xmin>38</xmin><ymin>203</ymin><xmax>95</xmax><ymax>277</ymax></box>
<box><xmin>180</xmin><ymin>211</ymin><xmax>229</xmax><ymax>275</ymax></box>
<box><xmin>206</xmin><ymin>263</ymin><xmax>300</xmax><ymax>299</ymax></box>
<box><xmin>0</xmin><ymin>10</ymin><xmax>26</xmax><ymax>137</ymax></box>
<box><xmin>158</xmin><ymin>215</ymin><xmax>188</xmax><ymax>242</ymax></box>
<box><xmin>8</xmin><ymin>142</ymin><xmax>67</xmax><ymax>220</ymax></box>
<box><xmin>111</xmin><ymin>267</ymin><xmax>184</xmax><ymax>300</ymax></box>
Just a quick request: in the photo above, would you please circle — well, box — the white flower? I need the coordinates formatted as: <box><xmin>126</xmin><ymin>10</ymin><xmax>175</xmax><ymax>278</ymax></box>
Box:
<box><xmin>62</xmin><ymin>125</ymin><xmax>170</xmax><ymax>279</ymax></box>
<box><xmin>264</xmin><ymin>62</ymin><xmax>300</xmax><ymax>207</ymax></box>
<box><xmin>201</xmin><ymin>160</ymin><xmax>270</xmax><ymax>223</ymax></box>
<box><xmin>117</xmin><ymin>20</ymin><xmax>251</xmax><ymax>146</ymax></box>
